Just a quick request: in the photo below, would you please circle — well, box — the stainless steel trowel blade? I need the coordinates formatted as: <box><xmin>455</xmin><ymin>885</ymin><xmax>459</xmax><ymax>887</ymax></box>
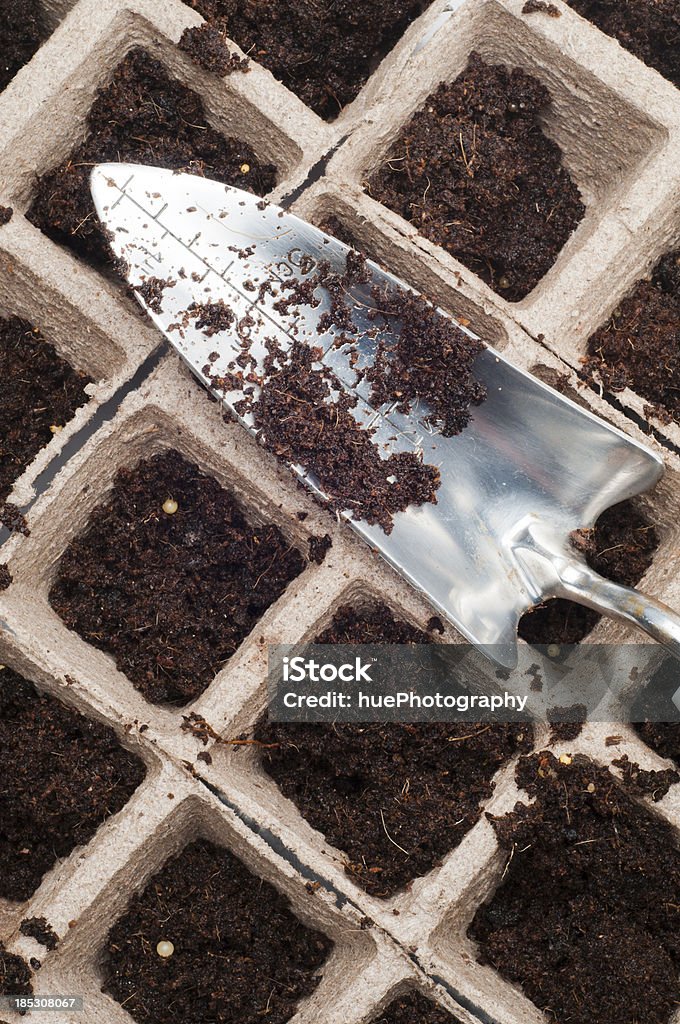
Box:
<box><xmin>91</xmin><ymin>163</ymin><xmax>667</xmax><ymax>670</ymax></box>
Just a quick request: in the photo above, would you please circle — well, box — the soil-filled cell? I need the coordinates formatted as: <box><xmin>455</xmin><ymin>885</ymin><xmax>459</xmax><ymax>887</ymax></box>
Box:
<box><xmin>469</xmin><ymin>751</ymin><xmax>680</xmax><ymax>1024</ymax></box>
<box><xmin>256</xmin><ymin>602</ymin><xmax>532</xmax><ymax>898</ymax></box>
<box><xmin>367</xmin><ymin>53</ymin><xmax>585</xmax><ymax>301</ymax></box>
<box><xmin>103</xmin><ymin>838</ymin><xmax>333</xmax><ymax>1024</ymax></box>
<box><xmin>27</xmin><ymin>49</ymin><xmax>277</xmax><ymax>272</ymax></box>
<box><xmin>0</xmin><ymin>666</ymin><xmax>145</xmax><ymax>902</ymax></box>
<box><xmin>50</xmin><ymin>450</ymin><xmax>306</xmax><ymax>706</ymax></box>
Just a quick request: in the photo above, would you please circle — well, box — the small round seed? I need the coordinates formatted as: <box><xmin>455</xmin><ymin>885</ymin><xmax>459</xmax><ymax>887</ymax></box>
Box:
<box><xmin>162</xmin><ymin>499</ymin><xmax>178</xmax><ymax>515</ymax></box>
<box><xmin>547</xmin><ymin>644</ymin><xmax>561</xmax><ymax>658</ymax></box>
<box><xmin>49</xmin><ymin>424</ymin><xmax>63</xmax><ymax>434</ymax></box>
<box><xmin>559</xmin><ymin>754</ymin><xmax>572</xmax><ymax>765</ymax></box>
<box><xmin>498</xmin><ymin>275</ymin><xmax>511</xmax><ymax>290</ymax></box>
<box><xmin>156</xmin><ymin>940</ymin><xmax>175</xmax><ymax>958</ymax></box>
<box><xmin>240</xmin><ymin>163</ymin><xmax>250</xmax><ymax>174</ymax></box>
<box><xmin>587</xmin><ymin>783</ymin><xmax>596</xmax><ymax>793</ymax></box>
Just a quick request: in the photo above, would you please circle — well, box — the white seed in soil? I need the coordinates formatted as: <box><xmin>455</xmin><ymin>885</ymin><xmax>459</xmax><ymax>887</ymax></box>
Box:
<box><xmin>162</xmin><ymin>499</ymin><xmax>179</xmax><ymax>515</ymax></box>
<box><xmin>240</xmin><ymin>163</ymin><xmax>250</xmax><ymax>174</ymax></box>
<box><xmin>49</xmin><ymin>424</ymin><xmax>63</xmax><ymax>434</ymax></box>
<box><xmin>587</xmin><ymin>783</ymin><xmax>596</xmax><ymax>793</ymax></box>
<box><xmin>156</xmin><ymin>940</ymin><xmax>175</xmax><ymax>958</ymax></box>
<box><xmin>559</xmin><ymin>754</ymin><xmax>572</xmax><ymax>765</ymax></box>
<box><xmin>547</xmin><ymin>644</ymin><xmax>561</xmax><ymax>658</ymax></box>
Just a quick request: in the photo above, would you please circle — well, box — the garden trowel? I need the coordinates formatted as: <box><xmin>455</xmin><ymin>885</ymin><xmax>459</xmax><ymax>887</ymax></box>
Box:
<box><xmin>90</xmin><ymin>163</ymin><xmax>680</xmax><ymax>707</ymax></box>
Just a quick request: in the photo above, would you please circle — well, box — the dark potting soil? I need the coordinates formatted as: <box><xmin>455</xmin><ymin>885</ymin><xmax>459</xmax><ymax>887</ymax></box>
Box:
<box><xmin>0</xmin><ymin>206</ymin><xmax>12</xmax><ymax>225</ymax></box>
<box><xmin>612</xmin><ymin>754</ymin><xmax>679</xmax><ymax>802</ymax></box>
<box><xmin>203</xmin><ymin>245</ymin><xmax>485</xmax><ymax>533</ymax></box>
<box><xmin>27</xmin><ymin>49</ymin><xmax>277</xmax><ymax>270</ymax></box>
<box><xmin>584</xmin><ymin>249</ymin><xmax>680</xmax><ymax>423</ymax></box>
<box><xmin>255</xmin><ymin>602</ymin><xmax>532</xmax><ymax>898</ymax></box>
<box><xmin>179</xmin><ymin>22</ymin><xmax>250</xmax><ymax>77</ymax></box>
<box><xmin>103</xmin><ymin>839</ymin><xmax>332</xmax><ymax>1024</ymax></box>
<box><xmin>0</xmin><ymin>0</ymin><xmax>46</xmax><ymax>93</ymax></box>
<box><xmin>0</xmin><ymin>666</ymin><xmax>145</xmax><ymax>903</ymax></box>
<box><xmin>373</xmin><ymin>990</ymin><xmax>460</xmax><ymax>1024</ymax></box>
<box><xmin>0</xmin><ymin>564</ymin><xmax>11</xmax><ymax>590</ymax></box>
<box><xmin>518</xmin><ymin>500</ymin><xmax>658</xmax><ymax>645</ymax></box>
<box><xmin>0</xmin><ymin>942</ymin><xmax>32</xmax><ymax>997</ymax></box>
<box><xmin>49</xmin><ymin>450</ymin><xmax>306</xmax><ymax>706</ymax></box>
<box><xmin>565</xmin><ymin>1</ymin><xmax>680</xmax><ymax>90</ymax></box>
<box><xmin>522</xmin><ymin>0</ymin><xmax>561</xmax><ymax>14</ymax></box>
<box><xmin>367</xmin><ymin>53</ymin><xmax>585</xmax><ymax>301</ymax></box>
<box><xmin>0</xmin><ymin>316</ymin><xmax>92</xmax><ymax>504</ymax></box>
<box><xmin>635</xmin><ymin>723</ymin><xmax>680</xmax><ymax>771</ymax></box>
<box><xmin>19</xmin><ymin>917</ymin><xmax>58</xmax><ymax>951</ymax></box>
<box><xmin>318</xmin><ymin>215</ymin><xmax>359</xmax><ymax>249</ymax></box>
<box><xmin>468</xmin><ymin>752</ymin><xmax>680</xmax><ymax>1024</ymax></box>
<box><xmin>184</xmin><ymin>0</ymin><xmax>431</xmax><ymax>120</ymax></box>
<box><xmin>631</xmin><ymin>659</ymin><xmax>680</xmax><ymax>769</ymax></box>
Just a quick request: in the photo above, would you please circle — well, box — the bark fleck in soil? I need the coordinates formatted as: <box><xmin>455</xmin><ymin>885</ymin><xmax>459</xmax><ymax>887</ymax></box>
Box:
<box><xmin>0</xmin><ymin>564</ymin><xmax>11</xmax><ymax>590</ymax></box>
<box><xmin>368</xmin><ymin>53</ymin><xmax>585</xmax><ymax>301</ymax></box>
<box><xmin>0</xmin><ymin>206</ymin><xmax>12</xmax><ymax>225</ymax></box>
<box><xmin>103</xmin><ymin>839</ymin><xmax>332</xmax><ymax>1024</ymax></box>
<box><xmin>375</xmin><ymin>990</ymin><xmax>461</xmax><ymax>1023</ymax></box>
<box><xmin>0</xmin><ymin>666</ymin><xmax>145</xmax><ymax>902</ymax></box>
<box><xmin>584</xmin><ymin>249</ymin><xmax>680</xmax><ymax>423</ymax></box>
<box><xmin>255</xmin><ymin>602</ymin><xmax>532</xmax><ymax>898</ymax></box>
<box><xmin>184</xmin><ymin>0</ymin><xmax>431</xmax><ymax>120</ymax></box>
<box><xmin>469</xmin><ymin>752</ymin><xmax>680</xmax><ymax>1024</ymax></box>
<box><xmin>49</xmin><ymin>451</ymin><xmax>306</xmax><ymax>706</ymax></box>
<box><xmin>0</xmin><ymin>316</ymin><xmax>92</xmax><ymax>503</ymax></box>
<box><xmin>565</xmin><ymin>1</ymin><xmax>680</xmax><ymax>89</ymax></box>
<box><xmin>0</xmin><ymin>0</ymin><xmax>46</xmax><ymax>93</ymax></box>
<box><xmin>27</xmin><ymin>49</ymin><xmax>276</xmax><ymax>270</ymax></box>
<box><xmin>518</xmin><ymin>500</ymin><xmax>658</xmax><ymax>645</ymax></box>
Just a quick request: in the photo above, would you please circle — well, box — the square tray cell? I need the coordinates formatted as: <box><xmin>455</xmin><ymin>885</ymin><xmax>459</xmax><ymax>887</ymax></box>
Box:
<box><xmin>255</xmin><ymin>600</ymin><xmax>533</xmax><ymax>900</ymax></box>
<box><xmin>49</xmin><ymin>447</ymin><xmax>307</xmax><ymax>707</ymax></box>
<box><xmin>326</xmin><ymin>0</ymin><xmax>669</xmax><ymax>330</ymax></box>
<box><xmin>582</xmin><ymin>246</ymin><xmax>680</xmax><ymax>426</ymax></box>
<box><xmin>102</xmin><ymin>837</ymin><xmax>333</xmax><ymax>1024</ymax></box>
<box><xmin>563</xmin><ymin>0</ymin><xmax>680</xmax><ymax>91</ymax></box>
<box><xmin>179</xmin><ymin>0</ymin><xmax>433</xmax><ymax>123</ymax></box>
<box><xmin>0</xmin><ymin>315</ymin><xmax>92</xmax><ymax>505</ymax></box>
<box><xmin>27</xmin><ymin>46</ymin><xmax>277</xmax><ymax>275</ymax></box>
<box><xmin>0</xmin><ymin>662</ymin><xmax>145</xmax><ymax>904</ymax></box>
<box><xmin>467</xmin><ymin>751</ymin><xmax>680</xmax><ymax>1024</ymax></box>
<box><xmin>0</xmin><ymin>355</ymin><xmax>341</xmax><ymax>739</ymax></box>
<box><xmin>365</xmin><ymin>51</ymin><xmax>585</xmax><ymax>303</ymax></box>
<box><xmin>26</xmin><ymin>770</ymin><xmax>383</xmax><ymax>1024</ymax></box>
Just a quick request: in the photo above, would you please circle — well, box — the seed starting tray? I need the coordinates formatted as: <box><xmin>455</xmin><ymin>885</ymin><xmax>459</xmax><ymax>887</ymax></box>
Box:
<box><xmin>1</xmin><ymin>2</ymin><xmax>680</xmax><ymax>1023</ymax></box>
